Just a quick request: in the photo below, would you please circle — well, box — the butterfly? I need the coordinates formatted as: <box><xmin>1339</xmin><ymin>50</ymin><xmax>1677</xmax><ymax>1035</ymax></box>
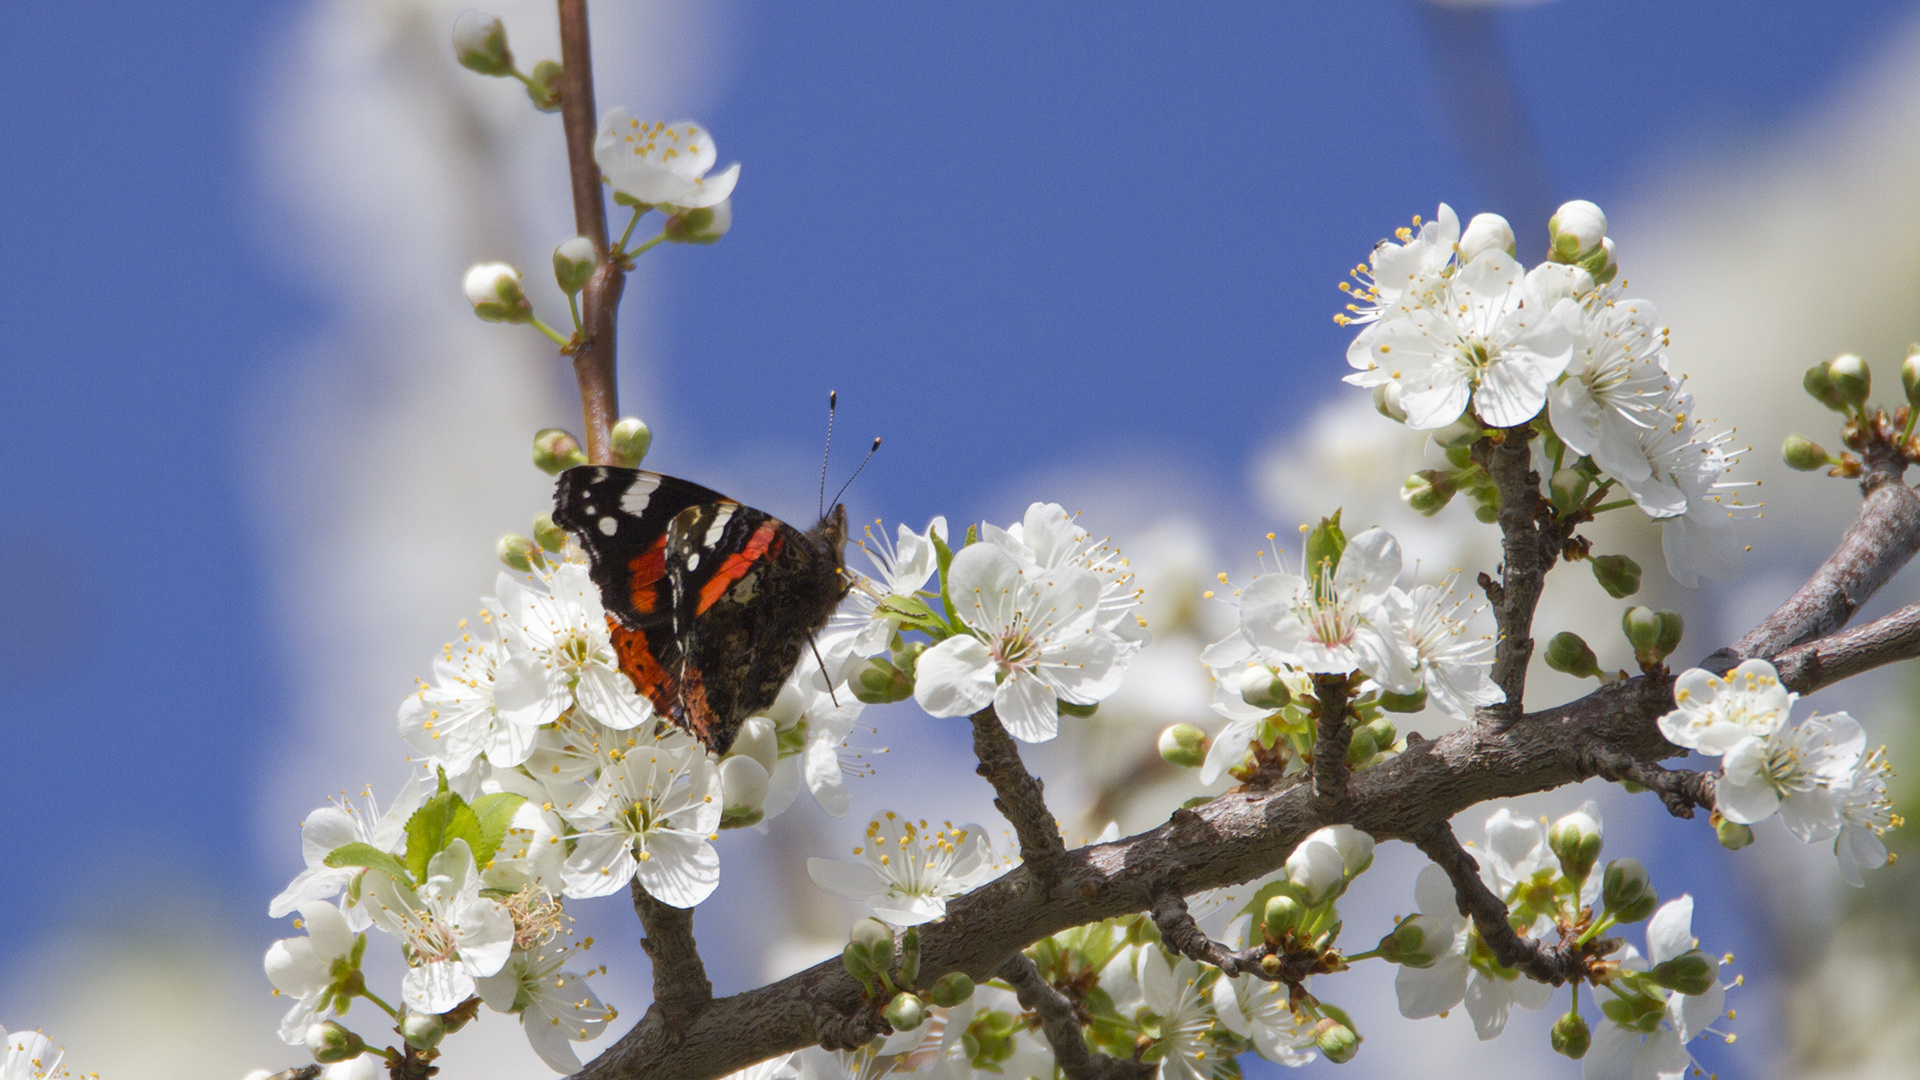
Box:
<box><xmin>551</xmin><ymin>466</ymin><xmax>849</xmax><ymax>755</ymax></box>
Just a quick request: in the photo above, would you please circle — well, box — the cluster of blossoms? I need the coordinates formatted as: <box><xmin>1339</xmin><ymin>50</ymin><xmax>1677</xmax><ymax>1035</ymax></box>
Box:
<box><xmin>1381</xmin><ymin>804</ymin><xmax>1735</xmax><ymax>1079</ymax></box>
<box><xmin>1660</xmin><ymin>658</ymin><xmax>1899</xmax><ymax>885</ymax></box>
<box><xmin>1342</xmin><ymin>201</ymin><xmax>1753</xmax><ymax>587</ymax></box>
<box><xmin>1190</xmin><ymin>515</ymin><xmax>1500</xmax><ymax>783</ymax></box>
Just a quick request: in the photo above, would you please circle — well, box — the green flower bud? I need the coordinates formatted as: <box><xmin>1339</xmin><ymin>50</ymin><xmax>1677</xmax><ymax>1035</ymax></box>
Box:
<box><xmin>531</xmin><ymin>512</ymin><xmax>569</xmax><ymax>553</ymax></box>
<box><xmin>306</xmin><ymin>1021</ymin><xmax>365</xmax><ymax>1064</ymax></box>
<box><xmin>1237</xmin><ymin>666</ymin><xmax>1292</xmax><ymax>710</ymax></box>
<box><xmin>452</xmin><ymin>11</ymin><xmax>513</xmax><ymax>76</ymax></box>
<box><xmin>524</xmin><ymin>59</ymin><xmax>564</xmax><ymax>112</ymax></box>
<box><xmin>884</xmin><ymin>992</ymin><xmax>927</xmax><ymax>1032</ymax></box>
<box><xmin>1550</xmin><ymin>1011</ymin><xmax>1591</xmax><ymax>1059</ymax></box>
<box><xmin>1344</xmin><ymin>726</ymin><xmax>1378</xmax><ymax>766</ymax></box>
<box><xmin>1377</xmin><ymin>686</ymin><xmax>1427</xmax><ymax>714</ymax></box>
<box><xmin>1828</xmin><ymin>354</ymin><xmax>1870</xmax><ymax>410</ymax></box>
<box><xmin>1058</xmin><ymin>700</ymin><xmax>1100</xmax><ymax>718</ymax></box>
<box><xmin>664</xmin><ymin>200</ymin><xmax>733</xmax><ymax>245</ymax></box>
<box><xmin>1312</xmin><ymin>1018</ymin><xmax>1360</xmax><ymax>1064</ymax></box>
<box><xmin>1804</xmin><ymin>362</ymin><xmax>1848</xmax><ymax>412</ymax></box>
<box><xmin>1263</xmin><ymin>894</ymin><xmax>1305</xmax><ymax>941</ymax></box>
<box><xmin>1590</xmin><ymin>554</ymin><xmax>1642</xmax><ymax>599</ymax></box>
<box><xmin>1650</xmin><ymin>949</ymin><xmax>1717</xmax><ymax>996</ymax></box>
<box><xmin>497</xmin><ymin>533</ymin><xmax>539</xmax><ymax>573</ymax></box>
<box><xmin>1622</xmin><ymin>606</ymin><xmax>1664</xmax><ymax>662</ymax></box>
<box><xmin>1714</xmin><ymin>815</ymin><xmax>1755</xmax><ymax>851</ymax></box>
<box><xmin>928</xmin><ymin>971</ymin><xmax>975</xmax><ymax>1007</ymax></box>
<box><xmin>1544</xmin><ymin>631</ymin><xmax>1602</xmax><ymax>679</ymax></box>
<box><xmin>532</xmin><ymin>428</ymin><xmax>587</xmax><ymax>475</ymax></box>
<box><xmin>1431</xmin><ymin>417</ymin><xmax>1480</xmax><ymax>449</ymax></box>
<box><xmin>1157</xmin><ymin>723</ymin><xmax>1209</xmax><ymax>769</ymax></box>
<box><xmin>851</xmin><ymin>917</ymin><xmax>894</xmax><ymax>961</ymax></box>
<box><xmin>1781</xmin><ymin>434</ymin><xmax>1833</xmax><ymax>472</ymax></box>
<box><xmin>610</xmin><ymin>417</ymin><xmax>652</xmax><ymax>467</ymax></box>
<box><xmin>1655</xmin><ymin>610</ymin><xmax>1683</xmax><ymax>656</ymax></box>
<box><xmin>553</xmin><ymin>236</ymin><xmax>597</xmax><ymax>296</ymax></box>
<box><xmin>852</xmin><ymin>656</ymin><xmax>915</xmax><ymax>705</ymax></box>
<box><xmin>1377</xmin><ymin>913</ymin><xmax>1449</xmax><ymax>968</ymax></box>
<box><xmin>1548</xmin><ymin>200</ymin><xmax>1608</xmax><ymax>261</ymax></box>
<box><xmin>1304</xmin><ymin>512</ymin><xmax>1347</xmax><ymax>580</ymax></box>
<box><xmin>1361</xmin><ymin>716</ymin><xmax>1397</xmax><ymax>753</ymax></box>
<box><xmin>1601</xmin><ymin>859</ymin><xmax>1655</xmax><ymax>920</ymax></box>
<box><xmin>400</xmin><ymin>1010</ymin><xmax>446</xmax><ymax>1051</ymax></box>
<box><xmin>1902</xmin><ymin>347</ymin><xmax>1920</xmax><ymax>410</ymax></box>
<box><xmin>1548</xmin><ymin>805</ymin><xmax>1603</xmax><ymax>885</ymax></box>
<box><xmin>464</xmin><ymin>262</ymin><xmax>532</xmax><ymax>323</ymax></box>
<box><xmin>1373</xmin><ymin>382</ymin><xmax>1408</xmax><ymax>423</ymax></box>
<box><xmin>1549</xmin><ymin>468</ymin><xmax>1589</xmax><ymax>515</ymax></box>
<box><xmin>1402</xmin><ymin>470</ymin><xmax>1457</xmax><ymax>516</ymax></box>
<box><xmin>718</xmin><ymin>755</ymin><xmax>768</xmax><ymax>829</ymax></box>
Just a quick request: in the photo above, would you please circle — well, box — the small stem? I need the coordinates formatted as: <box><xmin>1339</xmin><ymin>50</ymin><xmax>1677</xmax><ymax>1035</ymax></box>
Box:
<box><xmin>615</xmin><ymin>205</ymin><xmax>644</xmax><ymax>254</ymax></box>
<box><xmin>568</xmin><ymin>292</ymin><xmax>584</xmax><ymax>335</ymax></box>
<box><xmin>1577</xmin><ymin>912</ymin><xmax>1617</xmax><ymax>947</ymax></box>
<box><xmin>529</xmin><ymin>316</ymin><xmax>573</xmax><ymax>348</ymax></box>
<box><xmin>1589</xmin><ymin>498</ymin><xmax>1635</xmax><ymax>514</ymax></box>
<box><xmin>358</xmin><ymin>987</ymin><xmax>400</xmax><ymax>1020</ymax></box>
<box><xmin>624</xmin><ymin>231</ymin><xmax>670</xmax><ymax>261</ymax></box>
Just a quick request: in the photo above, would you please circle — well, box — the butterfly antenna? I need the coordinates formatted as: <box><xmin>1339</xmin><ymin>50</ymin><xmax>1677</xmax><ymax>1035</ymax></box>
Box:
<box><xmin>829</xmin><ymin>437</ymin><xmax>882</xmax><ymax>509</ymax></box>
<box><xmin>819</xmin><ymin>390</ymin><xmax>838</xmax><ymax>518</ymax></box>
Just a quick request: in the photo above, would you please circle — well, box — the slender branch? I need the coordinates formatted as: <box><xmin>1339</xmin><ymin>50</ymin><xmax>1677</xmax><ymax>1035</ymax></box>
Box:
<box><xmin>1771</xmin><ymin>598</ymin><xmax>1920</xmax><ymax>693</ymax></box>
<box><xmin>1149</xmin><ymin>888</ymin><xmax>1263</xmax><ymax>977</ymax></box>
<box><xmin>971</xmin><ymin>707</ymin><xmax>1070</xmax><ymax>883</ymax></box>
<box><xmin>1476</xmin><ymin>427</ymin><xmax>1554</xmax><ymax>722</ymax></box>
<box><xmin>1572</xmin><ymin>738</ymin><xmax>1716</xmax><ymax>820</ymax></box>
<box><xmin>1309</xmin><ymin>674</ymin><xmax>1354</xmax><ymax>819</ymax></box>
<box><xmin>1411</xmin><ymin>822</ymin><xmax>1597</xmax><ymax>986</ymax></box>
<box><xmin>631</xmin><ymin>880</ymin><xmax>714</xmax><ymax>1030</ymax></box>
<box><xmin>998</xmin><ymin>953</ymin><xmax>1153</xmax><ymax>1080</ymax></box>
<box><xmin>1704</xmin><ymin>450</ymin><xmax>1920</xmax><ymax>670</ymax></box>
<box><xmin>555</xmin><ymin>0</ymin><xmax>624</xmax><ymax>463</ymax></box>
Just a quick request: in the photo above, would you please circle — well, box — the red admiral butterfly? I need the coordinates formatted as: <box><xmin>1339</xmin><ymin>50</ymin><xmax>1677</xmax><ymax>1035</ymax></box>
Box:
<box><xmin>552</xmin><ymin>466</ymin><xmax>849</xmax><ymax>756</ymax></box>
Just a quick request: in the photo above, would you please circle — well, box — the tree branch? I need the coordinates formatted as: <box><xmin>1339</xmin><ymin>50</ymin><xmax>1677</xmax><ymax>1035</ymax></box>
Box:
<box><xmin>1571</xmin><ymin>738</ymin><xmax>1716</xmax><ymax>820</ymax></box>
<box><xmin>998</xmin><ymin>953</ymin><xmax>1153</xmax><ymax>1080</ymax></box>
<box><xmin>555</xmin><ymin>0</ymin><xmax>623</xmax><ymax>464</ymax></box>
<box><xmin>1411</xmin><ymin>822</ymin><xmax>1597</xmax><ymax>986</ymax></box>
<box><xmin>631</xmin><ymin>880</ymin><xmax>714</xmax><ymax>1031</ymax></box>
<box><xmin>1149</xmin><ymin>887</ymin><xmax>1265</xmax><ymax>978</ymax></box>
<box><xmin>1770</xmin><ymin>598</ymin><xmax>1920</xmax><ymax>694</ymax></box>
<box><xmin>1476</xmin><ymin>427</ymin><xmax>1555</xmax><ymax>722</ymax></box>
<box><xmin>971</xmin><ymin>708</ymin><xmax>1070</xmax><ymax>883</ymax></box>
<box><xmin>1309</xmin><ymin>674</ymin><xmax>1354</xmax><ymax>819</ymax></box>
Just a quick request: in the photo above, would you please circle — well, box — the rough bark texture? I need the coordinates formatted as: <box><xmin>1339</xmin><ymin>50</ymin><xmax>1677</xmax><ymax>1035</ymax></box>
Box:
<box><xmin>970</xmin><ymin>707</ymin><xmax>1071</xmax><ymax>883</ymax></box>
<box><xmin>999</xmin><ymin>953</ymin><xmax>1152</xmax><ymax>1080</ymax></box>
<box><xmin>555</xmin><ymin>0</ymin><xmax>623</xmax><ymax>464</ymax></box>
<box><xmin>631</xmin><ymin>880</ymin><xmax>715</xmax><ymax>1030</ymax></box>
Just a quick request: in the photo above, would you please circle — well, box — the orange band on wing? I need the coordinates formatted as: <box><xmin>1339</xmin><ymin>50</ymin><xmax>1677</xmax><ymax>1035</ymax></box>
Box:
<box><xmin>696</xmin><ymin>521</ymin><xmax>783</xmax><ymax>614</ymax></box>
<box><xmin>624</xmin><ymin>537</ymin><xmax>670</xmax><ymax>613</ymax></box>
<box><xmin>610</xmin><ymin>619</ymin><xmax>677</xmax><ymax>714</ymax></box>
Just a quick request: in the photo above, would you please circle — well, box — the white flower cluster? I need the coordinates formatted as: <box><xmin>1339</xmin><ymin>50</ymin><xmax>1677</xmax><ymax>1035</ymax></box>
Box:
<box><xmin>1341</xmin><ymin>202</ymin><xmax>1752</xmax><ymax>587</ymax></box>
<box><xmin>1198</xmin><ymin>525</ymin><xmax>1500</xmax><ymax>782</ymax></box>
<box><xmin>1660</xmin><ymin>659</ymin><xmax>1899</xmax><ymax>885</ymax></box>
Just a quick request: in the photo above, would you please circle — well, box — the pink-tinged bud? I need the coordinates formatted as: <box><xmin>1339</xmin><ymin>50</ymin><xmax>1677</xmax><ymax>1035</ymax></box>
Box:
<box><xmin>532</xmin><ymin>428</ymin><xmax>586</xmax><ymax>474</ymax></box>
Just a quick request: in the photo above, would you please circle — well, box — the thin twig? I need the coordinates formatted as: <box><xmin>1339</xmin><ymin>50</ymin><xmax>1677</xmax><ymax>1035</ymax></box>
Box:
<box><xmin>971</xmin><ymin>707</ymin><xmax>1070</xmax><ymax>883</ymax></box>
<box><xmin>631</xmin><ymin>880</ymin><xmax>714</xmax><ymax>1032</ymax></box>
<box><xmin>1572</xmin><ymin>738</ymin><xmax>1717</xmax><ymax>819</ymax></box>
<box><xmin>1411</xmin><ymin>822</ymin><xmax>1595</xmax><ymax>986</ymax></box>
<box><xmin>555</xmin><ymin>0</ymin><xmax>624</xmax><ymax>463</ymax></box>
<box><xmin>998</xmin><ymin>953</ymin><xmax>1154</xmax><ymax>1080</ymax></box>
<box><xmin>1309</xmin><ymin>674</ymin><xmax>1354</xmax><ymax>819</ymax></box>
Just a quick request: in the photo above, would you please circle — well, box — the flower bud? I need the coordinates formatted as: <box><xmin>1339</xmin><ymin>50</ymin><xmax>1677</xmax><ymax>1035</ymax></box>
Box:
<box><xmin>524</xmin><ymin>58</ymin><xmax>564</xmax><ymax>112</ymax></box>
<box><xmin>1589</xmin><ymin>554</ymin><xmax>1641</xmax><ymax>599</ymax></box>
<box><xmin>1902</xmin><ymin>347</ymin><xmax>1920</xmax><ymax>410</ymax></box>
<box><xmin>1237</xmin><ymin>666</ymin><xmax>1292</xmax><ymax>710</ymax></box>
<box><xmin>1650</xmin><ymin>949</ymin><xmax>1717</xmax><ymax>996</ymax></box>
<box><xmin>1782</xmin><ymin>435</ymin><xmax>1833</xmax><ymax>472</ymax></box>
<box><xmin>400</xmin><ymin>1010</ymin><xmax>446</xmax><ymax>1051</ymax></box>
<box><xmin>664</xmin><ymin>200</ymin><xmax>733</xmax><ymax>245</ymax></box>
<box><xmin>1584</xmin><ymin>237</ymin><xmax>1619</xmax><ymax>286</ymax></box>
<box><xmin>1459</xmin><ymin>213</ymin><xmax>1516</xmax><ymax>261</ymax></box>
<box><xmin>1377</xmin><ymin>686</ymin><xmax>1427</xmax><ymax>714</ymax></box>
<box><xmin>1312</xmin><ymin>1018</ymin><xmax>1360</xmax><ymax>1064</ymax></box>
<box><xmin>1431</xmin><ymin>417</ymin><xmax>1479</xmax><ymax>449</ymax></box>
<box><xmin>1263</xmin><ymin>894</ymin><xmax>1305</xmax><ymax>941</ymax></box>
<box><xmin>1373</xmin><ymin>382</ymin><xmax>1408</xmax><ymax>423</ymax></box>
<box><xmin>452</xmin><ymin>12</ymin><xmax>513</xmax><ymax>76</ymax></box>
<box><xmin>1058</xmin><ymin>700</ymin><xmax>1100</xmax><ymax>718</ymax></box>
<box><xmin>1655</xmin><ymin>610</ymin><xmax>1683</xmax><ymax>655</ymax></box>
<box><xmin>1550</xmin><ymin>1011</ymin><xmax>1591</xmax><ymax>1059</ymax></box>
<box><xmin>1549</xmin><ymin>200</ymin><xmax>1607</xmax><ymax>260</ymax></box>
<box><xmin>1362</xmin><ymin>716</ymin><xmax>1397</xmax><ymax>752</ymax></box>
<box><xmin>1714</xmin><ymin>814</ymin><xmax>1755</xmax><ymax>851</ymax></box>
<box><xmin>1601</xmin><ymin>858</ymin><xmax>1655</xmax><ymax>921</ymax></box>
<box><xmin>1548</xmin><ymin>468</ymin><xmax>1589</xmax><ymax>515</ymax></box>
<box><xmin>851</xmin><ymin>917</ymin><xmax>894</xmax><ymax>957</ymax></box>
<box><xmin>1548</xmin><ymin>803</ymin><xmax>1603</xmax><ymax>885</ymax></box>
<box><xmin>884</xmin><ymin>992</ymin><xmax>927</xmax><ymax>1032</ymax></box>
<box><xmin>852</xmin><ymin>656</ymin><xmax>915</xmax><ymax>705</ymax></box>
<box><xmin>728</xmin><ymin>715</ymin><xmax>778</xmax><ymax>775</ymax></box>
<box><xmin>1157</xmin><ymin>723</ymin><xmax>1209</xmax><ymax>769</ymax></box>
<box><xmin>532</xmin><ymin>428</ymin><xmax>587</xmax><ymax>474</ymax></box>
<box><xmin>718</xmin><ymin>755</ymin><xmax>769</xmax><ymax>828</ymax></box>
<box><xmin>497</xmin><ymin>533</ymin><xmax>539</xmax><ymax>573</ymax></box>
<box><xmin>1402</xmin><ymin>470</ymin><xmax>1457</xmax><ymax>516</ymax></box>
<box><xmin>1472</xmin><ymin>497</ymin><xmax>1499</xmax><ymax>524</ymax></box>
<box><xmin>1286</xmin><ymin>837</ymin><xmax>1347</xmax><ymax>907</ymax></box>
<box><xmin>1544</xmin><ymin>631</ymin><xmax>1602</xmax><ymax>680</ymax></box>
<box><xmin>1828</xmin><ymin>354</ymin><xmax>1871</xmax><ymax>411</ymax></box>
<box><xmin>531</xmin><ymin>512</ymin><xmax>569</xmax><ymax>553</ymax></box>
<box><xmin>1804</xmin><ymin>362</ymin><xmax>1848</xmax><ymax>412</ymax></box>
<box><xmin>464</xmin><ymin>262</ymin><xmax>532</xmax><ymax>323</ymax></box>
<box><xmin>306</xmin><ymin>1021</ymin><xmax>366</xmax><ymax>1064</ymax></box>
<box><xmin>1344</xmin><ymin>725</ymin><xmax>1378</xmax><ymax>766</ymax></box>
<box><xmin>1622</xmin><ymin>606</ymin><xmax>1661</xmax><ymax>656</ymax></box>
<box><xmin>610</xmin><ymin>417</ymin><xmax>652</xmax><ymax>467</ymax></box>
<box><xmin>928</xmin><ymin>971</ymin><xmax>975</xmax><ymax>1007</ymax></box>
<box><xmin>1377</xmin><ymin>913</ymin><xmax>1449</xmax><ymax>968</ymax></box>
<box><xmin>553</xmin><ymin>236</ymin><xmax>597</xmax><ymax>296</ymax></box>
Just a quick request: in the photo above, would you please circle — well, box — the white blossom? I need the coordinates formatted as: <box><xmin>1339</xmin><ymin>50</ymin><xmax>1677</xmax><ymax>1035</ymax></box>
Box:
<box><xmin>560</xmin><ymin>730</ymin><xmax>722</xmax><ymax>906</ymax></box>
<box><xmin>495</xmin><ymin>563</ymin><xmax>655</xmax><ymax>730</ymax></box>
<box><xmin>1835</xmin><ymin>746</ymin><xmax>1900</xmax><ymax>887</ymax></box>
<box><xmin>834</xmin><ymin>517</ymin><xmax>948</xmax><ymax>658</ymax></box>
<box><xmin>1396</xmin><ymin>574</ymin><xmax>1503</xmax><ymax>721</ymax></box>
<box><xmin>1</xmin><ymin>1030</ymin><xmax>63</xmax><ymax>1080</ymax></box>
<box><xmin>1657</xmin><ymin>659</ymin><xmax>1793</xmax><ymax>756</ymax></box>
<box><xmin>807</xmin><ymin>812</ymin><xmax>992</xmax><ymax>925</ymax></box>
<box><xmin>1717</xmin><ymin>712</ymin><xmax>1864</xmax><ymax>838</ymax></box>
<box><xmin>593</xmin><ymin>110</ymin><xmax>739</xmax><ymax>209</ymax></box>
<box><xmin>1547</xmin><ymin>293</ymin><xmax>1676</xmax><ymax>483</ymax></box>
<box><xmin>362</xmin><ymin>840</ymin><xmax>515</xmax><ymax>1013</ymax></box>
<box><xmin>982</xmin><ymin>503</ymin><xmax>1148</xmax><ymax>645</ymax></box>
<box><xmin>1584</xmin><ymin>897</ymin><xmax>1725</xmax><ymax>1080</ymax></box>
<box><xmin>399</xmin><ymin>623</ymin><xmax>562</xmax><ymax>776</ymax></box>
<box><xmin>1196</xmin><ymin>661</ymin><xmax>1313</xmax><ymax>786</ymax></box>
<box><xmin>1210</xmin><ymin>973</ymin><xmax>1318</xmax><ymax>1066</ymax></box>
<box><xmin>264</xmin><ymin>902</ymin><xmax>358</xmax><ymax>1045</ymax></box>
<box><xmin>1393</xmin><ymin>863</ymin><xmax>1550</xmax><ymax>1038</ymax></box>
<box><xmin>270</xmin><ymin>777</ymin><xmax>425</xmax><ymax>931</ymax></box>
<box><xmin>1337</xmin><ymin>204</ymin><xmax>1460</xmax><ymax>330</ymax></box>
<box><xmin>1137</xmin><ymin>949</ymin><xmax>1229</xmax><ymax>1080</ymax></box>
<box><xmin>476</xmin><ymin>942</ymin><xmax>614</xmax><ymax>1073</ymax></box>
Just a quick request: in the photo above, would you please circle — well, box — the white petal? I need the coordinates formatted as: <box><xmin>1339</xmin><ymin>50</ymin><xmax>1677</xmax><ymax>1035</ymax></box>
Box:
<box><xmin>1394</xmin><ymin>954</ymin><xmax>1468</xmax><ymax>1018</ymax></box>
<box><xmin>403</xmin><ymin>960</ymin><xmax>476</xmax><ymax>1014</ymax></box>
<box><xmin>635</xmin><ymin>829</ymin><xmax>721</xmax><ymax>908</ymax></box>
<box><xmin>995</xmin><ymin>671</ymin><xmax>1060</xmax><ymax>743</ymax></box>
<box><xmin>912</xmin><ymin>636</ymin><xmax>996</xmax><ymax>717</ymax></box>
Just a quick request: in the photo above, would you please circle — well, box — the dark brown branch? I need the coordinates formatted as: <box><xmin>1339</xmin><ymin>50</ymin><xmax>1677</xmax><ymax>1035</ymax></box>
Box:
<box><xmin>971</xmin><ymin>708</ymin><xmax>1070</xmax><ymax>882</ymax></box>
<box><xmin>1309</xmin><ymin>674</ymin><xmax>1354</xmax><ymax>818</ymax></box>
<box><xmin>1476</xmin><ymin>428</ymin><xmax>1555</xmax><ymax>722</ymax></box>
<box><xmin>1149</xmin><ymin>888</ymin><xmax>1265</xmax><ymax>978</ymax></box>
<box><xmin>1705</xmin><ymin>452</ymin><xmax>1920</xmax><ymax>670</ymax></box>
<box><xmin>631</xmin><ymin>880</ymin><xmax>714</xmax><ymax>1031</ymax></box>
<box><xmin>998</xmin><ymin>953</ymin><xmax>1153</xmax><ymax>1080</ymax></box>
<box><xmin>1771</xmin><ymin>599</ymin><xmax>1920</xmax><ymax>694</ymax></box>
<box><xmin>1411</xmin><ymin>822</ymin><xmax>1593</xmax><ymax>986</ymax></box>
<box><xmin>555</xmin><ymin>0</ymin><xmax>624</xmax><ymax>463</ymax></box>
<box><xmin>1572</xmin><ymin>738</ymin><xmax>1717</xmax><ymax>820</ymax></box>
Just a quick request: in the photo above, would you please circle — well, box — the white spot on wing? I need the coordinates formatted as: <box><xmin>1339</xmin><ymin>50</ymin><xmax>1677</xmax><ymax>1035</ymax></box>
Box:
<box><xmin>703</xmin><ymin>505</ymin><xmax>736</xmax><ymax>549</ymax></box>
<box><xmin>686</xmin><ymin>552</ymin><xmax>701</xmax><ymax>571</ymax></box>
<box><xmin>620</xmin><ymin>473</ymin><xmax>663</xmax><ymax>512</ymax></box>
<box><xmin>598</xmin><ymin>516</ymin><xmax>618</xmax><ymax>536</ymax></box>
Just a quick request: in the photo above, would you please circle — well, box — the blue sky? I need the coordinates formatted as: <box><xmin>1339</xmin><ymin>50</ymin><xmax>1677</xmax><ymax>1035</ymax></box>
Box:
<box><xmin>3</xmin><ymin>0</ymin><xmax>1916</xmax><ymax>1072</ymax></box>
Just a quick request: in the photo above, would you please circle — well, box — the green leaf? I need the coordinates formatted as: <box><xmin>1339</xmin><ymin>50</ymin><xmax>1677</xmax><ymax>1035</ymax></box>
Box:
<box><xmin>470</xmin><ymin>792</ymin><xmax>528</xmax><ymax>867</ymax></box>
<box><xmin>931</xmin><ymin>528</ymin><xmax>962</xmax><ymax>633</ymax></box>
<box><xmin>404</xmin><ymin>791</ymin><xmax>486</xmax><ymax>882</ymax></box>
<box><xmin>323</xmin><ymin>842</ymin><xmax>411</xmax><ymax>885</ymax></box>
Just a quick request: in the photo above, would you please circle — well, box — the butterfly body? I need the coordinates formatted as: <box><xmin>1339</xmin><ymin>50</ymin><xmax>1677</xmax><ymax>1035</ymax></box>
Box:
<box><xmin>553</xmin><ymin>465</ymin><xmax>849</xmax><ymax>755</ymax></box>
